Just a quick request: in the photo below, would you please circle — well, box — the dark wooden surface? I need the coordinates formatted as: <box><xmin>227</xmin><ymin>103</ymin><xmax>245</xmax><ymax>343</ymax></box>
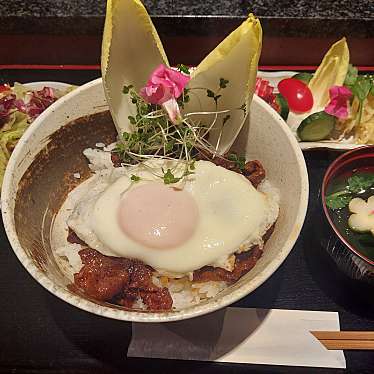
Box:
<box><xmin>2</xmin><ymin>9</ymin><xmax>374</xmax><ymax>66</ymax></box>
<box><xmin>2</xmin><ymin>1</ymin><xmax>373</xmax><ymax>38</ymax></box>
<box><xmin>0</xmin><ymin>69</ymin><xmax>374</xmax><ymax>373</ymax></box>
<box><xmin>2</xmin><ymin>32</ymin><xmax>374</xmax><ymax>67</ymax></box>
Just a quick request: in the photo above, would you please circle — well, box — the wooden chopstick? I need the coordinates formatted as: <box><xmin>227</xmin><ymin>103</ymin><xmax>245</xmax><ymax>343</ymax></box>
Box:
<box><xmin>311</xmin><ymin>331</ymin><xmax>374</xmax><ymax>350</ymax></box>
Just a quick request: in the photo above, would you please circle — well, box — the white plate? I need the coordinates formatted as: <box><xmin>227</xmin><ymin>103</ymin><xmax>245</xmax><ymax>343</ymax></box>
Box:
<box><xmin>257</xmin><ymin>71</ymin><xmax>363</xmax><ymax>151</ymax></box>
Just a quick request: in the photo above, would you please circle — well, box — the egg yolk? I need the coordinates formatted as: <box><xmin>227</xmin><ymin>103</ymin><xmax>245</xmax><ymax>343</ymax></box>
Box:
<box><xmin>117</xmin><ymin>183</ymin><xmax>199</xmax><ymax>249</ymax></box>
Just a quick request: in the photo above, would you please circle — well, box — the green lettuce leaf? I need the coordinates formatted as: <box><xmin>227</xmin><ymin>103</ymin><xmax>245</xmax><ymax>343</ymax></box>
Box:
<box><xmin>0</xmin><ymin>112</ymin><xmax>29</xmax><ymax>184</ymax></box>
<box><xmin>12</xmin><ymin>82</ymin><xmax>28</xmax><ymax>100</ymax></box>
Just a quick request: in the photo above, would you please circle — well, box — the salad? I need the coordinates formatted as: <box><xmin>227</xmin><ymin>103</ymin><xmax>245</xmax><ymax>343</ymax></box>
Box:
<box><xmin>255</xmin><ymin>38</ymin><xmax>374</xmax><ymax>145</ymax></box>
<box><xmin>0</xmin><ymin>83</ymin><xmax>74</xmax><ymax>184</ymax></box>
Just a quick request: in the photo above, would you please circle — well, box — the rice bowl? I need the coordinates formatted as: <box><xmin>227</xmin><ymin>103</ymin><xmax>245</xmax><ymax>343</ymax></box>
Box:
<box><xmin>1</xmin><ymin>78</ymin><xmax>308</xmax><ymax>322</ymax></box>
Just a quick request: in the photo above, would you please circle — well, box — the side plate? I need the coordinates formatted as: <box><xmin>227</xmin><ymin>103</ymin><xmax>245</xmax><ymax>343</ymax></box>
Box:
<box><xmin>257</xmin><ymin>71</ymin><xmax>363</xmax><ymax>151</ymax></box>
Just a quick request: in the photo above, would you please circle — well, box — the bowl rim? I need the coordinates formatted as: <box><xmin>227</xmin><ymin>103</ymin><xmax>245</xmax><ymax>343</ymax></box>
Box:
<box><xmin>321</xmin><ymin>145</ymin><xmax>374</xmax><ymax>267</ymax></box>
<box><xmin>1</xmin><ymin>78</ymin><xmax>309</xmax><ymax>322</ymax></box>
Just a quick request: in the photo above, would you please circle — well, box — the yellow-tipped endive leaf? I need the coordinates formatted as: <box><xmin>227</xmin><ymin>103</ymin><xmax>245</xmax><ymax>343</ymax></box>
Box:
<box><xmin>101</xmin><ymin>0</ymin><xmax>169</xmax><ymax>135</ymax></box>
<box><xmin>308</xmin><ymin>37</ymin><xmax>350</xmax><ymax>110</ymax></box>
<box><xmin>288</xmin><ymin>37</ymin><xmax>349</xmax><ymax>132</ymax></box>
<box><xmin>185</xmin><ymin>14</ymin><xmax>262</xmax><ymax>154</ymax></box>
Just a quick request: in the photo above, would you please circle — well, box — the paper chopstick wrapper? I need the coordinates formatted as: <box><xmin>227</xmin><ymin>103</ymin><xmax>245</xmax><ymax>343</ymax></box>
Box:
<box><xmin>128</xmin><ymin>308</ymin><xmax>346</xmax><ymax>369</ymax></box>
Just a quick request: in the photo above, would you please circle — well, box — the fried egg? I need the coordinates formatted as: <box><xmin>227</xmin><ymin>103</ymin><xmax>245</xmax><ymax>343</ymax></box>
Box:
<box><xmin>66</xmin><ymin>159</ymin><xmax>278</xmax><ymax>274</ymax></box>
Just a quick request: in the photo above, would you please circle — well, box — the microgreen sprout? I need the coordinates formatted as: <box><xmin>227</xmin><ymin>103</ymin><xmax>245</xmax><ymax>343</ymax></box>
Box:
<box><xmin>228</xmin><ymin>153</ymin><xmax>246</xmax><ymax>171</ymax></box>
<box><xmin>122</xmin><ymin>84</ymin><xmax>134</xmax><ymax>94</ymax></box>
<box><xmin>117</xmin><ymin>77</ymin><xmax>244</xmax><ymax>185</ymax></box>
<box><xmin>219</xmin><ymin>78</ymin><xmax>229</xmax><ymax>89</ymax></box>
<box><xmin>131</xmin><ymin>174</ymin><xmax>141</xmax><ymax>182</ymax></box>
<box><xmin>206</xmin><ymin>77</ymin><xmax>230</xmax><ymax>105</ymax></box>
<box><xmin>223</xmin><ymin>114</ymin><xmax>231</xmax><ymax>126</ymax></box>
<box><xmin>163</xmin><ymin>169</ymin><xmax>180</xmax><ymax>184</ymax></box>
<box><xmin>239</xmin><ymin>103</ymin><xmax>247</xmax><ymax>115</ymax></box>
<box><xmin>176</xmin><ymin>64</ymin><xmax>190</xmax><ymax>75</ymax></box>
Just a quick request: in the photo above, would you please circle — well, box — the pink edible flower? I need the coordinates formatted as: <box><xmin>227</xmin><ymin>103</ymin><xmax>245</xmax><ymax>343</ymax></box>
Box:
<box><xmin>140</xmin><ymin>64</ymin><xmax>190</xmax><ymax>124</ymax></box>
<box><xmin>0</xmin><ymin>94</ymin><xmax>16</xmax><ymax>118</ymax></box>
<box><xmin>325</xmin><ymin>85</ymin><xmax>352</xmax><ymax>119</ymax></box>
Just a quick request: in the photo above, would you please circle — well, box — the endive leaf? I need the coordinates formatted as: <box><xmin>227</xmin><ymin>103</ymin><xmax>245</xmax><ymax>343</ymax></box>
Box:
<box><xmin>185</xmin><ymin>14</ymin><xmax>262</xmax><ymax>154</ymax></box>
<box><xmin>308</xmin><ymin>37</ymin><xmax>350</xmax><ymax>111</ymax></box>
<box><xmin>101</xmin><ymin>0</ymin><xmax>169</xmax><ymax>135</ymax></box>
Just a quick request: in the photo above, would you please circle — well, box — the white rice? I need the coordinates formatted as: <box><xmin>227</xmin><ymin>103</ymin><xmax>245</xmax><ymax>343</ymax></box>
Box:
<box><xmin>55</xmin><ymin>243</ymin><xmax>83</xmax><ymax>278</ymax></box>
<box><xmin>52</xmin><ymin>146</ymin><xmax>280</xmax><ymax>310</ymax></box>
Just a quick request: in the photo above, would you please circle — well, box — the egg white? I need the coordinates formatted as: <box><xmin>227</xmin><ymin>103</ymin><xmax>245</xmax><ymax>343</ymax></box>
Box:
<box><xmin>65</xmin><ymin>159</ymin><xmax>279</xmax><ymax>274</ymax></box>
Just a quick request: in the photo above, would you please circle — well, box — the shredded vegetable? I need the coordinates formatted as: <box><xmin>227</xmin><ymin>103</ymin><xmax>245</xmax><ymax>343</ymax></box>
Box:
<box><xmin>0</xmin><ymin>83</ymin><xmax>74</xmax><ymax>186</ymax></box>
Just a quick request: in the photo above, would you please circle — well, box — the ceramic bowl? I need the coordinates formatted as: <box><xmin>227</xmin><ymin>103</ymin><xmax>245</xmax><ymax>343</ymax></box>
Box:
<box><xmin>322</xmin><ymin>146</ymin><xmax>374</xmax><ymax>284</ymax></box>
<box><xmin>2</xmin><ymin>78</ymin><xmax>309</xmax><ymax>322</ymax></box>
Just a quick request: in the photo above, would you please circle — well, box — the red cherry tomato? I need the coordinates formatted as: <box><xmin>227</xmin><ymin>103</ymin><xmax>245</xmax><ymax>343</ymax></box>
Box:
<box><xmin>0</xmin><ymin>84</ymin><xmax>10</xmax><ymax>93</ymax></box>
<box><xmin>277</xmin><ymin>78</ymin><xmax>313</xmax><ymax>113</ymax></box>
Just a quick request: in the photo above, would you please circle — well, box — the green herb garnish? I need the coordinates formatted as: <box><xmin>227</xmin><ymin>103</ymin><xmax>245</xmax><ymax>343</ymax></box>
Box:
<box><xmin>326</xmin><ymin>191</ymin><xmax>352</xmax><ymax>210</ymax></box>
<box><xmin>344</xmin><ymin>70</ymin><xmax>374</xmax><ymax>126</ymax></box>
<box><xmin>177</xmin><ymin>88</ymin><xmax>190</xmax><ymax>109</ymax></box>
<box><xmin>162</xmin><ymin>162</ymin><xmax>195</xmax><ymax>185</ymax></box>
<box><xmin>176</xmin><ymin>64</ymin><xmax>190</xmax><ymax>75</ymax></box>
<box><xmin>347</xmin><ymin>174</ymin><xmax>374</xmax><ymax>193</ymax></box>
<box><xmin>239</xmin><ymin>103</ymin><xmax>247</xmax><ymax>115</ymax></box>
<box><xmin>163</xmin><ymin>169</ymin><xmax>181</xmax><ymax>184</ymax></box>
<box><xmin>326</xmin><ymin>174</ymin><xmax>374</xmax><ymax>210</ymax></box>
<box><xmin>222</xmin><ymin>114</ymin><xmax>231</xmax><ymax>126</ymax></box>
<box><xmin>219</xmin><ymin>78</ymin><xmax>229</xmax><ymax>89</ymax></box>
<box><xmin>117</xmin><ymin>73</ymin><xmax>238</xmax><ymax>185</ymax></box>
<box><xmin>206</xmin><ymin>78</ymin><xmax>230</xmax><ymax>105</ymax></box>
<box><xmin>131</xmin><ymin>174</ymin><xmax>141</xmax><ymax>182</ymax></box>
<box><xmin>344</xmin><ymin>64</ymin><xmax>358</xmax><ymax>86</ymax></box>
<box><xmin>206</xmin><ymin>89</ymin><xmax>219</xmax><ymax>103</ymax></box>
<box><xmin>351</xmin><ymin>77</ymin><xmax>372</xmax><ymax>103</ymax></box>
<box><xmin>128</xmin><ymin>115</ymin><xmax>136</xmax><ymax>125</ymax></box>
<box><xmin>122</xmin><ymin>84</ymin><xmax>134</xmax><ymax>94</ymax></box>
<box><xmin>228</xmin><ymin>153</ymin><xmax>246</xmax><ymax>171</ymax></box>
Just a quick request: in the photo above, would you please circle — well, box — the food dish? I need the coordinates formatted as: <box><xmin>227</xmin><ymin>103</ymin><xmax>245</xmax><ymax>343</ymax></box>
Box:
<box><xmin>258</xmin><ymin>70</ymin><xmax>371</xmax><ymax>151</ymax></box>
<box><xmin>0</xmin><ymin>81</ymin><xmax>73</xmax><ymax>183</ymax></box>
<box><xmin>2</xmin><ymin>78</ymin><xmax>308</xmax><ymax>321</ymax></box>
<box><xmin>322</xmin><ymin>146</ymin><xmax>374</xmax><ymax>283</ymax></box>
<box><xmin>1</xmin><ymin>1</ymin><xmax>308</xmax><ymax>321</ymax></box>
<box><xmin>323</xmin><ymin>147</ymin><xmax>374</xmax><ymax>265</ymax></box>
<box><xmin>56</xmin><ymin>3</ymin><xmax>278</xmax><ymax>311</ymax></box>
<box><xmin>257</xmin><ymin>38</ymin><xmax>374</xmax><ymax>151</ymax></box>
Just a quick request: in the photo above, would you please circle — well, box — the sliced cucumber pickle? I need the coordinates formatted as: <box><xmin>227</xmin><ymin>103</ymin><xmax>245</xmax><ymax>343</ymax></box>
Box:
<box><xmin>275</xmin><ymin>93</ymin><xmax>289</xmax><ymax>121</ymax></box>
<box><xmin>297</xmin><ymin>111</ymin><xmax>336</xmax><ymax>141</ymax></box>
<box><xmin>292</xmin><ymin>72</ymin><xmax>313</xmax><ymax>84</ymax></box>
